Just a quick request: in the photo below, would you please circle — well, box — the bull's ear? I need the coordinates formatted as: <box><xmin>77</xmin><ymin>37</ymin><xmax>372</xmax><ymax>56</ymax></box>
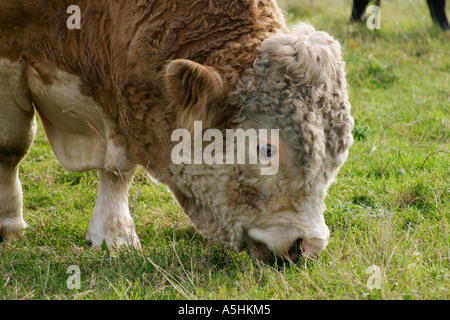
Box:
<box><xmin>165</xmin><ymin>59</ymin><xmax>225</xmax><ymax>128</ymax></box>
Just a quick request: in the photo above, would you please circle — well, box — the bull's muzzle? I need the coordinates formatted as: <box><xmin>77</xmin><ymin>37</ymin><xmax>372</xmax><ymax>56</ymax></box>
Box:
<box><xmin>246</xmin><ymin>233</ymin><xmax>328</xmax><ymax>265</ymax></box>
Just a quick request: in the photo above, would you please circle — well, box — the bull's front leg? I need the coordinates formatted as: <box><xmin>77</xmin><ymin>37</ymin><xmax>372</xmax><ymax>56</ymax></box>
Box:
<box><xmin>0</xmin><ymin>164</ymin><xmax>29</xmax><ymax>241</ymax></box>
<box><xmin>86</xmin><ymin>169</ymin><xmax>141</xmax><ymax>251</ymax></box>
<box><xmin>0</xmin><ymin>60</ymin><xmax>36</xmax><ymax>242</ymax></box>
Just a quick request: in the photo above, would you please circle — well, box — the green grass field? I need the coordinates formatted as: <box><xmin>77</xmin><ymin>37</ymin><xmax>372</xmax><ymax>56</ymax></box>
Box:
<box><xmin>1</xmin><ymin>0</ymin><xmax>449</xmax><ymax>300</ymax></box>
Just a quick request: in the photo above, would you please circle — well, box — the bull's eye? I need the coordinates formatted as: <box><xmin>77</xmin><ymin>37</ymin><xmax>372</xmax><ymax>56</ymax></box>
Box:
<box><xmin>257</xmin><ymin>143</ymin><xmax>277</xmax><ymax>159</ymax></box>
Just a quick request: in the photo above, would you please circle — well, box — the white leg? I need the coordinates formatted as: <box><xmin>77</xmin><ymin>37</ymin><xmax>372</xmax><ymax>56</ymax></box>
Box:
<box><xmin>86</xmin><ymin>169</ymin><xmax>140</xmax><ymax>250</ymax></box>
<box><xmin>0</xmin><ymin>165</ymin><xmax>29</xmax><ymax>240</ymax></box>
<box><xmin>0</xmin><ymin>60</ymin><xmax>36</xmax><ymax>240</ymax></box>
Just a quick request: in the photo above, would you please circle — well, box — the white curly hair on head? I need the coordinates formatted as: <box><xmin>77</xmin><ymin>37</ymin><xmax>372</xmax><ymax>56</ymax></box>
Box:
<box><xmin>257</xmin><ymin>22</ymin><xmax>344</xmax><ymax>89</ymax></box>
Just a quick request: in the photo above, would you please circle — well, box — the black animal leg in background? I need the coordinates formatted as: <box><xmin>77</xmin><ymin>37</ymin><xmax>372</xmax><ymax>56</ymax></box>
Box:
<box><xmin>351</xmin><ymin>0</ymin><xmax>371</xmax><ymax>22</ymax></box>
<box><xmin>351</xmin><ymin>0</ymin><xmax>448</xmax><ymax>30</ymax></box>
<box><xmin>427</xmin><ymin>0</ymin><xmax>450</xmax><ymax>30</ymax></box>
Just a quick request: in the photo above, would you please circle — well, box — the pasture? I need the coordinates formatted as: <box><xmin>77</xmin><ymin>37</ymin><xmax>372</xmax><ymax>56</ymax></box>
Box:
<box><xmin>1</xmin><ymin>0</ymin><xmax>448</xmax><ymax>300</ymax></box>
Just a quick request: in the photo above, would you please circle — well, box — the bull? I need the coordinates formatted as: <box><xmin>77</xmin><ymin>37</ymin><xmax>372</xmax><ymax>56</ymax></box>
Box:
<box><xmin>0</xmin><ymin>0</ymin><xmax>354</xmax><ymax>264</ymax></box>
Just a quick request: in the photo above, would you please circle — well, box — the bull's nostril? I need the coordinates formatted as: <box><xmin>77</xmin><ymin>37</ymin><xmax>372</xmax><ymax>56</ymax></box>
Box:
<box><xmin>286</xmin><ymin>238</ymin><xmax>302</xmax><ymax>263</ymax></box>
<box><xmin>247</xmin><ymin>236</ymin><xmax>304</xmax><ymax>265</ymax></box>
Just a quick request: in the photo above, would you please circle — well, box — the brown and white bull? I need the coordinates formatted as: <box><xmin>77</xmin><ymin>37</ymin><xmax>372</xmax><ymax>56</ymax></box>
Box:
<box><xmin>0</xmin><ymin>0</ymin><xmax>354</xmax><ymax>264</ymax></box>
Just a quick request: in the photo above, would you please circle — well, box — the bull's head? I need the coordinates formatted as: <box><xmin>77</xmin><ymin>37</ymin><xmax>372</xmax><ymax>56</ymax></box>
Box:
<box><xmin>164</xmin><ymin>23</ymin><xmax>354</xmax><ymax>264</ymax></box>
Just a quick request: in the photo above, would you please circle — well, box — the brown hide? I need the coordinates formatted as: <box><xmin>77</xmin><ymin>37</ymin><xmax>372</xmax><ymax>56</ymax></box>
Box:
<box><xmin>0</xmin><ymin>0</ymin><xmax>287</xmax><ymax>182</ymax></box>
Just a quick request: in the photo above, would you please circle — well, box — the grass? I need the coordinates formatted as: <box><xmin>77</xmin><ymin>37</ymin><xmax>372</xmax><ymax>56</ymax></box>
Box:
<box><xmin>1</xmin><ymin>0</ymin><xmax>449</xmax><ymax>300</ymax></box>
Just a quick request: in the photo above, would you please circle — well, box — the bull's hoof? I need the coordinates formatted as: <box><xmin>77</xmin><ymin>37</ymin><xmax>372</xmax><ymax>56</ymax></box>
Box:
<box><xmin>0</xmin><ymin>230</ymin><xmax>27</xmax><ymax>242</ymax></box>
<box><xmin>0</xmin><ymin>220</ymin><xmax>27</xmax><ymax>243</ymax></box>
<box><xmin>85</xmin><ymin>233</ymin><xmax>141</xmax><ymax>252</ymax></box>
